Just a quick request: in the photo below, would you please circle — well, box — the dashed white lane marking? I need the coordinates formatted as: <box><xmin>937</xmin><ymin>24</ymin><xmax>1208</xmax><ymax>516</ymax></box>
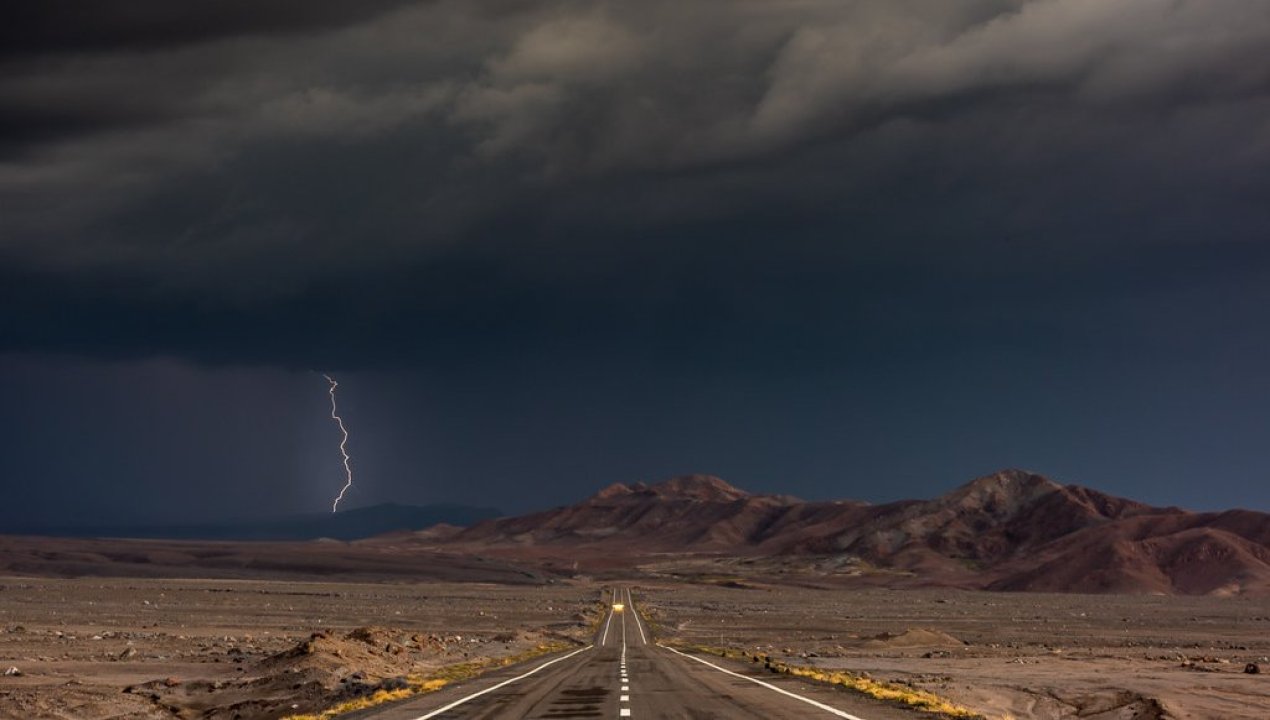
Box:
<box><xmin>409</xmin><ymin>645</ymin><xmax>593</xmax><ymax>720</ymax></box>
<box><xmin>660</xmin><ymin>645</ymin><xmax>870</xmax><ymax>720</ymax></box>
<box><xmin>619</xmin><ymin>608</ymin><xmax>631</xmax><ymax>718</ymax></box>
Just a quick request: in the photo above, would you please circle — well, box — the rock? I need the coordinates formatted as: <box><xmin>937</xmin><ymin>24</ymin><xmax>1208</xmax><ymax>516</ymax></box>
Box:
<box><xmin>3</xmin><ymin>666</ymin><xmax>20</xmax><ymax>676</ymax></box>
<box><xmin>163</xmin><ymin>677</ymin><xmax>181</xmax><ymax>687</ymax></box>
<box><xmin>118</xmin><ymin>647</ymin><xmax>138</xmax><ymax>660</ymax></box>
<box><xmin>1245</xmin><ymin>663</ymin><xmax>1260</xmax><ymax>675</ymax></box>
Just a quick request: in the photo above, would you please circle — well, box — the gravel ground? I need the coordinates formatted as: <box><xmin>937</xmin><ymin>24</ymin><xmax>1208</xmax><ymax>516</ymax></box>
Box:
<box><xmin>0</xmin><ymin>577</ymin><xmax>599</xmax><ymax>719</ymax></box>
<box><xmin>2</xmin><ymin>577</ymin><xmax>1267</xmax><ymax>719</ymax></box>
<box><xmin>638</xmin><ymin>582</ymin><xmax>1270</xmax><ymax>719</ymax></box>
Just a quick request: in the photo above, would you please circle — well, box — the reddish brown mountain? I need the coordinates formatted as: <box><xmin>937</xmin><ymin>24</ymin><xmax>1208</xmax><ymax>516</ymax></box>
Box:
<box><xmin>450</xmin><ymin>474</ymin><xmax>794</xmax><ymax>551</ymax></box>
<box><xmin>430</xmin><ymin>470</ymin><xmax>1270</xmax><ymax>596</ymax></box>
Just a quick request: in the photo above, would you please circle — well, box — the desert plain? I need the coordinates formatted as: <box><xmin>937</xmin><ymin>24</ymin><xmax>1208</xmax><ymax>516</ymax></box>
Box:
<box><xmin>1</xmin><ymin>575</ymin><xmax>1267</xmax><ymax>720</ymax></box>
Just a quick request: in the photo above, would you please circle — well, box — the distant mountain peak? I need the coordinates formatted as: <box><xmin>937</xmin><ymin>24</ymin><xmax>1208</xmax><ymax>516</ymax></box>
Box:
<box><xmin>591</xmin><ymin>483</ymin><xmax>635</xmax><ymax>501</ymax></box>
<box><xmin>944</xmin><ymin>469</ymin><xmax>1062</xmax><ymax>510</ymax></box>
<box><xmin>646</xmin><ymin>474</ymin><xmax>749</xmax><ymax>502</ymax></box>
<box><xmin>586</xmin><ymin>474</ymin><xmax>750</xmax><ymax>504</ymax></box>
<box><xmin>970</xmin><ymin>468</ymin><xmax>1060</xmax><ymax>491</ymax></box>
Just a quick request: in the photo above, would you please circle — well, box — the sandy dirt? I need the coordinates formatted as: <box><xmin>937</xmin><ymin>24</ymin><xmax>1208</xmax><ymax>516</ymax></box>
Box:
<box><xmin>0</xmin><ymin>577</ymin><xmax>598</xmax><ymax>719</ymax></box>
<box><xmin>2</xmin><ymin>576</ymin><xmax>1268</xmax><ymax>719</ymax></box>
<box><xmin>638</xmin><ymin>583</ymin><xmax>1270</xmax><ymax>720</ymax></box>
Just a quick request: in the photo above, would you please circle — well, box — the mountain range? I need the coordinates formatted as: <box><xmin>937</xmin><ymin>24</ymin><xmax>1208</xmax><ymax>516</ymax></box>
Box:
<box><xmin>4</xmin><ymin>471</ymin><xmax>1266</xmax><ymax>595</ymax></box>
<box><xmin>413</xmin><ymin>470</ymin><xmax>1270</xmax><ymax>596</ymax></box>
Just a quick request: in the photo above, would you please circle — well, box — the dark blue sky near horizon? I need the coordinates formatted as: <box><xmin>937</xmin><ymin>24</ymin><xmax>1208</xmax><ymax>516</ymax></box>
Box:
<box><xmin>2</xmin><ymin>1</ymin><xmax>1268</xmax><ymax>526</ymax></box>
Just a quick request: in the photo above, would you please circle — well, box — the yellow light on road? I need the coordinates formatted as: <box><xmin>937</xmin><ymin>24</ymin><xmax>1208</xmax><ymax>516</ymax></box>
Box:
<box><xmin>613</xmin><ymin>603</ymin><xmax>626</xmax><ymax>612</ymax></box>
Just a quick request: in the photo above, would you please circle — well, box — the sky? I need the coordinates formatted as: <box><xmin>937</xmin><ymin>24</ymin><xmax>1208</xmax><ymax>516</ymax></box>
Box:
<box><xmin>2</xmin><ymin>0</ymin><xmax>1269</xmax><ymax>527</ymax></box>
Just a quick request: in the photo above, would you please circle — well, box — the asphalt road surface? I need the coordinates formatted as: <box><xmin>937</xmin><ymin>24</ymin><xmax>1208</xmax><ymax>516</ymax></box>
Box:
<box><xmin>356</xmin><ymin>588</ymin><xmax>922</xmax><ymax>719</ymax></box>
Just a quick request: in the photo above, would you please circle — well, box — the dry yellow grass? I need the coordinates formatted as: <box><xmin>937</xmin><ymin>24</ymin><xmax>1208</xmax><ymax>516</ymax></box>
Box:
<box><xmin>679</xmin><ymin>644</ymin><xmax>983</xmax><ymax>719</ymax></box>
<box><xmin>282</xmin><ymin>643</ymin><xmax>574</xmax><ymax>720</ymax></box>
<box><xmin>283</xmin><ymin>686</ymin><xmax>425</xmax><ymax>720</ymax></box>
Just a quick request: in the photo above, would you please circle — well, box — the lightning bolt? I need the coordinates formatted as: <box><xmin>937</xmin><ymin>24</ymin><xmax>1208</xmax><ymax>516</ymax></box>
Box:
<box><xmin>323</xmin><ymin>374</ymin><xmax>354</xmax><ymax>512</ymax></box>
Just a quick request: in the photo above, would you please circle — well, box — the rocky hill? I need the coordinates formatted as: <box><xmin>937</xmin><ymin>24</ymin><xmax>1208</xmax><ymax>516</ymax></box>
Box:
<box><xmin>428</xmin><ymin>470</ymin><xmax>1270</xmax><ymax>596</ymax></box>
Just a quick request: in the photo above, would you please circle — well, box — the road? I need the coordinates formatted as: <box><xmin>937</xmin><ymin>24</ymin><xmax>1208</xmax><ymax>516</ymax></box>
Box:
<box><xmin>356</xmin><ymin>587</ymin><xmax>921</xmax><ymax>719</ymax></box>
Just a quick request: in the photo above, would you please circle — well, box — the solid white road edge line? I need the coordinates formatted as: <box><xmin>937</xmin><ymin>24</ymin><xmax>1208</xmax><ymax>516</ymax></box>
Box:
<box><xmin>600</xmin><ymin>603</ymin><xmax>615</xmax><ymax>646</ymax></box>
<box><xmin>660</xmin><ymin>645</ymin><xmax>870</xmax><ymax>720</ymax></box>
<box><xmin>409</xmin><ymin>645</ymin><xmax>593</xmax><ymax>720</ymax></box>
<box><xmin>626</xmin><ymin>588</ymin><xmax>648</xmax><ymax>645</ymax></box>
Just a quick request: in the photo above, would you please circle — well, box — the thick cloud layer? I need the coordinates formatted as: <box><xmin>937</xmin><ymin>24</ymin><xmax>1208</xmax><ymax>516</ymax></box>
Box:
<box><xmin>2</xmin><ymin>2</ymin><xmax>1269</xmax><ymax>521</ymax></box>
<box><xmin>0</xmin><ymin>0</ymin><xmax>1267</xmax><ymax>372</ymax></box>
<box><xmin>4</xmin><ymin>1</ymin><xmax>1267</xmax><ymax>306</ymax></box>
<box><xmin>0</xmin><ymin>1</ymin><xmax>423</xmax><ymax>57</ymax></box>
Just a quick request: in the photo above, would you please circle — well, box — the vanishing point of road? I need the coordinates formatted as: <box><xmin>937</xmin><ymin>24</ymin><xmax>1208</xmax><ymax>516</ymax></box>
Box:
<box><xmin>354</xmin><ymin>587</ymin><xmax>925</xmax><ymax>720</ymax></box>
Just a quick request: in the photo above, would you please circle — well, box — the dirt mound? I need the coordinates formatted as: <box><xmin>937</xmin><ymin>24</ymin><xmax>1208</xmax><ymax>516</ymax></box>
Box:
<box><xmin>861</xmin><ymin>628</ymin><xmax>964</xmax><ymax>649</ymax></box>
<box><xmin>1044</xmin><ymin>688</ymin><xmax>1170</xmax><ymax>720</ymax></box>
<box><xmin>126</xmin><ymin>627</ymin><xmax>446</xmax><ymax>719</ymax></box>
<box><xmin>256</xmin><ymin>626</ymin><xmax>413</xmax><ymax>677</ymax></box>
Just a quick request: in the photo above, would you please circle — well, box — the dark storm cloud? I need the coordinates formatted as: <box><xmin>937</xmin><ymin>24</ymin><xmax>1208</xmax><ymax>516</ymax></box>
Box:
<box><xmin>1</xmin><ymin>0</ymin><xmax>1268</xmax><ymax>365</ymax></box>
<box><xmin>0</xmin><ymin>0</ymin><xmax>449</xmax><ymax>162</ymax></box>
<box><xmin>0</xmin><ymin>1</ymin><xmax>425</xmax><ymax>58</ymax></box>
